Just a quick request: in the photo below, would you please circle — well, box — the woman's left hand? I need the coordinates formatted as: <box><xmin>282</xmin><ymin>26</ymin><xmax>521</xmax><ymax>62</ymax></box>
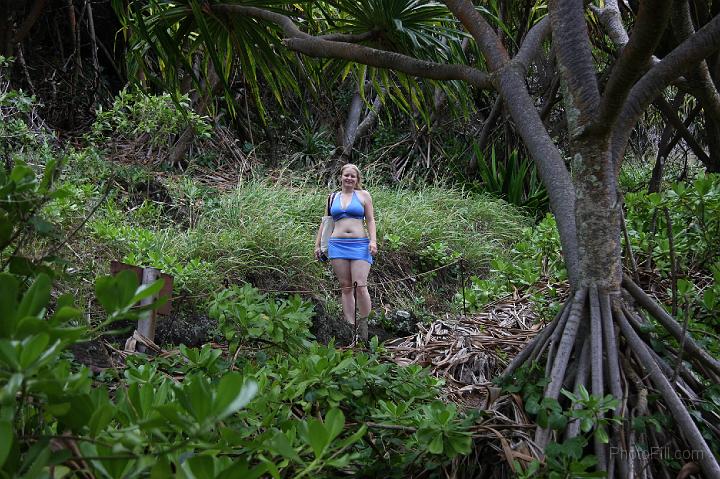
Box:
<box><xmin>369</xmin><ymin>241</ymin><xmax>378</xmax><ymax>256</ymax></box>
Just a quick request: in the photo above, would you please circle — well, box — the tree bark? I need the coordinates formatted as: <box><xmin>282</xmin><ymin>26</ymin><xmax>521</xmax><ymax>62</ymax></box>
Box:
<box><xmin>343</xmin><ymin>90</ymin><xmax>364</xmax><ymax>150</ymax></box>
<box><xmin>495</xmin><ymin>70</ymin><xmax>581</xmax><ymax>286</ymax></box>
<box><xmin>572</xmin><ymin>137</ymin><xmax>622</xmax><ymax>290</ymax></box>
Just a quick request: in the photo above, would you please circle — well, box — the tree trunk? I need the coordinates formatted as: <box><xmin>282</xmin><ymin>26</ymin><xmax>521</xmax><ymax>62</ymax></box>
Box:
<box><xmin>573</xmin><ymin>137</ymin><xmax>623</xmax><ymax>291</ymax></box>
<box><xmin>339</xmin><ymin>84</ymin><xmax>382</xmax><ymax>160</ymax></box>
<box><xmin>342</xmin><ymin>90</ymin><xmax>364</xmax><ymax>149</ymax></box>
<box><xmin>702</xmin><ymin>114</ymin><xmax>720</xmax><ymax>172</ymax></box>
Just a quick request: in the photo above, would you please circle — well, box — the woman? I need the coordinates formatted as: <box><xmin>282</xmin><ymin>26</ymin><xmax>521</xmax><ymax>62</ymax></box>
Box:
<box><xmin>315</xmin><ymin>164</ymin><xmax>377</xmax><ymax>342</ymax></box>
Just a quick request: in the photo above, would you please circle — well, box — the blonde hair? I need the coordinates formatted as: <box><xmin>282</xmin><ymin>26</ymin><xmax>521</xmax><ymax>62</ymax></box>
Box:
<box><xmin>340</xmin><ymin>163</ymin><xmax>363</xmax><ymax>190</ymax></box>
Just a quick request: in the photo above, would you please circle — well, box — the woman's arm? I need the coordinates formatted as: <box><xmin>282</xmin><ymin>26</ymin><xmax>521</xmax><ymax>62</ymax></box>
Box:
<box><xmin>362</xmin><ymin>191</ymin><xmax>378</xmax><ymax>255</ymax></box>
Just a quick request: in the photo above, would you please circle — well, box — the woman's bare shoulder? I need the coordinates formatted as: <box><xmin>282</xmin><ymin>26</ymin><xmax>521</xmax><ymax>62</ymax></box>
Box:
<box><xmin>357</xmin><ymin>189</ymin><xmax>372</xmax><ymax>200</ymax></box>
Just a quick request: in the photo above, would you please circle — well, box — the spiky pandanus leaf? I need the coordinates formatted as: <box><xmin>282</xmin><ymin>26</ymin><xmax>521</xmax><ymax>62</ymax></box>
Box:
<box><xmin>112</xmin><ymin>0</ymin><xmax>303</xmax><ymax>120</ymax></box>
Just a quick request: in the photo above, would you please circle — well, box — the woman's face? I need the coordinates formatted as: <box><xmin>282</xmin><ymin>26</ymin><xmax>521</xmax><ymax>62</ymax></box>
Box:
<box><xmin>341</xmin><ymin>168</ymin><xmax>358</xmax><ymax>188</ymax></box>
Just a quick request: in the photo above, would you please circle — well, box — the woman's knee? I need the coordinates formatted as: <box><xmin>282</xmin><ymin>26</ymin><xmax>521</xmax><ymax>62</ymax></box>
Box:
<box><xmin>354</xmin><ymin>285</ymin><xmax>369</xmax><ymax>295</ymax></box>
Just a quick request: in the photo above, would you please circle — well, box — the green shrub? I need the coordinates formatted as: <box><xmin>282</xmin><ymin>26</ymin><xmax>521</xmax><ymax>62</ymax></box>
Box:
<box><xmin>457</xmin><ymin>213</ymin><xmax>565</xmax><ymax>315</ymax></box>
<box><xmin>625</xmin><ymin>173</ymin><xmax>720</xmax><ymax>274</ymax></box>
<box><xmin>90</xmin><ymin>88</ymin><xmax>212</xmax><ymax>148</ymax></box>
<box><xmin>470</xmin><ymin>144</ymin><xmax>549</xmax><ymax>214</ymax></box>
<box><xmin>1</xmin><ymin>268</ymin><xmax>477</xmax><ymax>477</ymax></box>
<box><xmin>209</xmin><ymin>283</ymin><xmax>315</xmax><ymax>354</ymax></box>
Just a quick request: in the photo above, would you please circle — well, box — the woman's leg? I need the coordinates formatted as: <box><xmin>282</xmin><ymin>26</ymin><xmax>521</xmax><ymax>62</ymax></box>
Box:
<box><xmin>331</xmin><ymin>259</ymin><xmax>354</xmax><ymax>325</ymax></box>
<box><xmin>350</xmin><ymin>260</ymin><xmax>371</xmax><ymax>340</ymax></box>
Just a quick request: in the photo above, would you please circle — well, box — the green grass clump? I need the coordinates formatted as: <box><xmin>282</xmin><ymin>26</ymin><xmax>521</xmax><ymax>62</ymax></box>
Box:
<box><xmin>372</xmin><ymin>187</ymin><xmax>529</xmax><ymax>263</ymax></box>
<box><xmin>79</xmin><ymin>177</ymin><xmax>530</xmax><ymax>315</ymax></box>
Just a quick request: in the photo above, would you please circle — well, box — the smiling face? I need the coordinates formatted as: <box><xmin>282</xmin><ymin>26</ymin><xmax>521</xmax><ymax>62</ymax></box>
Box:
<box><xmin>340</xmin><ymin>164</ymin><xmax>362</xmax><ymax>190</ymax></box>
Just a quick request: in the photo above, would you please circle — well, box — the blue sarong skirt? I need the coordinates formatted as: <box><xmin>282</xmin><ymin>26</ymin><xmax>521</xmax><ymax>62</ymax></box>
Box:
<box><xmin>328</xmin><ymin>237</ymin><xmax>373</xmax><ymax>264</ymax></box>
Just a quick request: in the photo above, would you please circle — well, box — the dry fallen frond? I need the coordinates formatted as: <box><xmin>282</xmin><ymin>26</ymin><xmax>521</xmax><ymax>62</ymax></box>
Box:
<box><xmin>383</xmin><ymin>293</ymin><xmax>550</xmax><ymax>475</ymax></box>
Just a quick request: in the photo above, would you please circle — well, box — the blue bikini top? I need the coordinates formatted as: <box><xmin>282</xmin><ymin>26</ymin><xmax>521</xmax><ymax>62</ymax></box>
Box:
<box><xmin>330</xmin><ymin>191</ymin><xmax>365</xmax><ymax>221</ymax></box>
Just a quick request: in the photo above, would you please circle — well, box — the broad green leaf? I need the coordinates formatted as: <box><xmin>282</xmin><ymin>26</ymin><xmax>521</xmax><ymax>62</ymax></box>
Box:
<box><xmin>548</xmin><ymin>413</ymin><xmax>568</xmax><ymax>431</ymax></box>
<box><xmin>29</xmin><ymin>216</ymin><xmax>53</xmax><ymax>235</ymax></box>
<box><xmin>20</xmin><ymin>333</ymin><xmax>51</xmax><ymax>370</ymax></box>
<box><xmin>9</xmin><ymin>162</ymin><xmax>34</xmax><ymax>184</ymax></box>
<box><xmin>181</xmin><ymin>375</ymin><xmax>213</xmax><ymax>423</ymax></box>
<box><xmin>131</xmin><ymin>278</ymin><xmax>165</xmax><ymax>305</ymax></box>
<box><xmin>324</xmin><ymin>408</ymin><xmax>345</xmax><ymax>441</ymax></box>
<box><xmin>15</xmin><ymin>317</ymin><xmax>47</xmax><ymax>337</ymax></box>
<box><xmin>39</xmin><ymin>158</ymin><xmax>58</xmax><ymax>193</ymax></box>
<box><xmin>185</xmin><ymin>454</ymin><xmax>215</xmax><ymax>478</ymax></box>
<box><xmin>307</xmin><ymin>419</ymin><xmax>329</xmax><ymax>458</ymax></box>
<box><xmin>0</xmin><ymin>273</ymin><xmax>19</xmax><ymax>337</ymax></box>
<box><xmin>8</xmin><ymin>256</ymin><xmax>38</xmax><ymax>276</ymax></box>
<box><xmin>215</xmin><ymin>375</ymin><xmax>258</xmax><ymax>420</ymax></box>
<box><xmin>18</xmin><ymin>441</ymin><xmax>51</xmax><ymax>479</ymax></box>
<box><xmin>427</xmin><ymin>434</ymin><xmax>444</xmax><ymax>454</ymax></box>
<box><xmin>270</xmin><ymin>431</ymin><xmax>302</xmax><ymax>462</ymax></box>
<box><xmin>151</xmin><ymin>457</ymin><xmax>174</xmax><ymax>479</ymax></box>
<box><xmin>50</xmin><ymin>305</ymin><xmax>83</xmax><ymax>323</ymax></box>
<box><xmin>217</xmin><ymin>460</ymin><xmax>268</xmax><ymax>479</ymax></box>
<box><xmin>95</xmin><ymin>270</ymin><xmax>139</xmax><ymax>314</ymax></box>
<box><xmin>447</xmin><ymin>435</ymin><xmax>472</xmax><ymax>456</ymax></box>
<box><xmin>337</xmin><ymin>424</ymin><xmax>367</xmax><ymax>449</ymax></box>
<box><xmin>0</xmin><ymin>373</ymin><xmax>23</xmax><ymax>406</ymax></box>
<box><xmin>153</xmin><ymin>404</ymin><xmax>192</xmax><ymax>428</ymax></box>
<box><xmin>0</xmin><ymin>339</ymin><xmax>20</xmax><ymax>371</ymax></box>
<box><xmin>703</xmin><ymin>288</ymin><xmax>717</xmax><ymax>310</ymax></box>
<box><xmin>88</xmin><ymin>403</ymin><xmax>116</xmax><ymax>437</ymax></box>
<box><xmin>0</xmin><ymin>420</ymin><xmax>12</xmax><ymax>467</ymax></box>
<box><xmin>16</xmin><ymin>273</ymin><xmax>51</xmax><ymax>319</ymax></box>
<box><xmin>595</xmin><ymin>426</ymin><xmax>609</xmax><ymax>444</ymax></box>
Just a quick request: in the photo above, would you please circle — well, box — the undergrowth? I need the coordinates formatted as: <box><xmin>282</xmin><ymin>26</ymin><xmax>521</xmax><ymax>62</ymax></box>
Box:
<box><xmin>68</xmin><ymin>168</ymin><xmax>530</xmax><ymax>319</ymax></box>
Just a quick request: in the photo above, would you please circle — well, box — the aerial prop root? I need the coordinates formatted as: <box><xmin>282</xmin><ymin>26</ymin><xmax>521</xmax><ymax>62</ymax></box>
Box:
<box><xmin>502</xmin><ymin>281</ymin><xmax>720</xmax><ymax>477</ymax></box>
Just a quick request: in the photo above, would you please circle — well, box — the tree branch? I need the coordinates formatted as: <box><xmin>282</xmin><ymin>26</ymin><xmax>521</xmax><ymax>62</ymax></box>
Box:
<box><xmin>548</xmin><ymin>0</ymin><xmax>601</xmax><ymax>129</ymax></box>
<box><xmin>212</xmin><ymin>3</ymin><xmax>493</xmax><ymax>89</ymax></box>
<box><xmin>615</xmin><ymin>304</ymin><xmax>720</xmax><ymax>478</ymax></box>
<box><xmin>320</xmin><ymin>30</ymin><xmax>380</xmax><ymax>43</ymax></box>
<box><xmin>673</xmin><ymin>0</ymin><xmax>720</xmax><ymax>123</ymax></box>
<box><xmin>590</xmin><ymin>0</ymin><xmax>629</xmax><ymax>47</ymax></box>
<box><xmin>653</xmin><ymin>98</ymin><xmax>712</xmax><ymax>165</ymax></box>
<box><xmin>513</xmin><ymin>17</ymin><xmax>552</xmax><ymax>73</ymax></box>
<box><xmin>622</xmin><ymin>275</ymin><xmax>720</xmax><ymax>377</ymax></box>
<box><xmin>496</xmin><ymin>69</ymin><xmax>580</xmax><ymax>284</ymax></box>
<box><xmin>284</xmin><ymin>37</ymin><xmax>492</xmax><ymax>88</ymax></box>
<box><xmin>595</xmin><ymin>0</ymin><xmax>672</xmax><ymax>130</ymax></box>
<box><xmin>611</xmin><ymin>13</ymin><xmax>720</xmax><ymax>167</ymax></box>
<box><xmin>443</xmin><ymin>0</ymin><xmax>509</xmax><ymax>71</ymax></box>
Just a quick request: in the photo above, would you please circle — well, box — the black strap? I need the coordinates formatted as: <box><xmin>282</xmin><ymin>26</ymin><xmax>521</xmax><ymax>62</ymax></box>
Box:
<box><xmin>326</xmin><ymin>192</ymin><xmax>336</xmax><ymax>216</ymax></box>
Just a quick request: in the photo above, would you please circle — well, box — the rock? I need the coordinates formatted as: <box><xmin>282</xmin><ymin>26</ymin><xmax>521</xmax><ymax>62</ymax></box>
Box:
<box><xmin>70</xmin><ymin>340</ymin><xmax>113</xmax><ymax>368</ymax></box>
<box><xmin>380</xmin><ymin>309</ymin><xmax>420</xmax><ymax>336</ymax></box>
<box><xmin>154</xmin><ymin>311</ymin><xmax>218</xmax><ymax>347</ymax></box>
<box><xmin>310</xmin><ymin>300</ymin><xmax>354</xmax><ymax>345</ymax></box>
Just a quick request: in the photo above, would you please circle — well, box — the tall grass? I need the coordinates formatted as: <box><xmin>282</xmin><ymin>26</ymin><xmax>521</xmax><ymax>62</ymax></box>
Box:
<box><xmin>85</xmin><ymin>180</ymin><xmax>530</xmax><ymax>313</ymax></box>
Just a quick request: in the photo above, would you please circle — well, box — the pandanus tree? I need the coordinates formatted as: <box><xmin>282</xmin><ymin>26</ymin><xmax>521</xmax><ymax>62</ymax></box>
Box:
<box><xmin>115</xmin><ymin>0</ymin><xmax>720</xmax><ymax>476</ymax></box>
<box><xmin>115</xmin><ymin>0</ymin><xmax>472</xmax><ymax>166</ymax></box>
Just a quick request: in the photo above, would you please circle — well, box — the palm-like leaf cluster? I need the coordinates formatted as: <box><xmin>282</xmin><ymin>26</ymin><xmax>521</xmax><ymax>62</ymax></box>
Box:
<box><xmin>112</xmin><ymin>0</ymin><xmax>303</xmax><ymax>119</ymax></box>
<box><xmin>113</xmin><ymin>0</ymin><xmax>479</xmax><ymax>124</ymax></box>
<box><xmin>322</xmin><ymin>0</ymin><xmax>472</xmax><ymax>124</ymax></box>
